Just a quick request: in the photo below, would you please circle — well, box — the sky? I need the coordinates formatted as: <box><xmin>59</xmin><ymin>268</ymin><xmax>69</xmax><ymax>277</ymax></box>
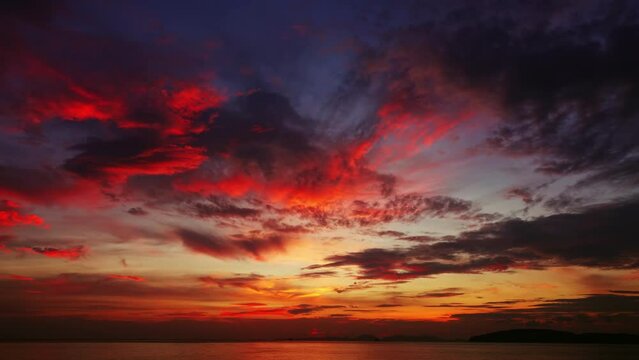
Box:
<box><xmin>1</xmin><ymin>0</ymin><xmax>638</xmax><ymax>341</ymax></box>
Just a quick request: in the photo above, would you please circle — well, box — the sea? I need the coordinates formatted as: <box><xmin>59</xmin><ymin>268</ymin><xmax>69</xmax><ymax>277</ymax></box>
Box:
<box><xmin>1</xmin><ymin>341</ymin><xmax>638</xmax><ymax>360</ymax></box>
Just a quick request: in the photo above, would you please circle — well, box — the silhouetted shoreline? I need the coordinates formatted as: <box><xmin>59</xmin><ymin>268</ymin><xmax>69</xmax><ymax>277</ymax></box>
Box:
<box><xmin>2</xmin><ymin>329</ymin><xmax>638</xmax><ymax>344</ymax></box>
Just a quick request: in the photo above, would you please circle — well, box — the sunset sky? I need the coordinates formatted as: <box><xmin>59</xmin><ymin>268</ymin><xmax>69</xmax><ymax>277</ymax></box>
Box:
<box><xmin>1</xmin><ymin>0</ymin><xmax>638</xmax><ymax>340</ymax></box>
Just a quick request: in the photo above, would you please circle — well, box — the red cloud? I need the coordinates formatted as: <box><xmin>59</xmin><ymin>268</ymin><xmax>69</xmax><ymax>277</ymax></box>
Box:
<box><xmin>18</xmin><ymin>245</ymin><xmax>87</xmax><ymax>260</ymax></box>
<box><xmin>63</xmin><ymin>135</ymin><xmax>208</xmax><ymax>184</ymax></box>
<box><xmin>174</xmin><ymin>173</ymin><xmax>259</xmax><ymax>198</ymax></box>
<box><xmin>0</xmin><ymin>200</ymin><xmax>46</xmax><ymax>228</ymax></box>
<box><xmin>107</xmin><ymin>275</ymin><xmax>145</xmax><ymax>282</ymax></box>
<box><xmin>173</xmin><ymin>156</ymin><xmax>390</xmax><ymax>209</ymax></box>
<box><xmin>0</xmin><ymin>274</ymin><xmax>34</xmax><ymax>281</ymax></box>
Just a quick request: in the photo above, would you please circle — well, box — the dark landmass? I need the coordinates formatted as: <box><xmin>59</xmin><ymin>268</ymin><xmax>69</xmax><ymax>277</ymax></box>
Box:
<box><xmin>469</xmin><ymin>329</ymin><xmax>639</xmax><ymax>344</ymax></box>
<box><xmin>3</xmin><ymin>329</ymin><xmax>638</xmax><ymax>344</ymax></box>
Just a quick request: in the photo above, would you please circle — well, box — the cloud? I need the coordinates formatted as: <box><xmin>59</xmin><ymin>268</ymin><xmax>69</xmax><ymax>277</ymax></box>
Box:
<box><xmin>543</xmin><ymin>194</ymin><xmax>584</xmax><ymax>212</ymax></box>
<box><xmin>352</xmin><ymin>1</ymin><xmax>639</xmax><ymax>193</ymax></box>
<box><xmin>18</xmin><ymin>245</ymin><xmax>87</xmax><ymax>260</ymax></box>
<box><xmin>0</xmin><ymin>0</ymin><xmax>226</xmax><ymax>206</ymax></box>
<box><xmin>309</xmin><ymin>197</ymin><xmax>639</xmax><ymax>280</ymax></box>
<box><xmin>376</xmin><ymin>230</ymin><xmax>406</xmax><ymax>237</ymax></box>
<box><xmin>261</xmin><ymin>219</ymin><xmax>311</xmax><ymax>234</ymax></box>
<box><xmin>63</xmin><ymin>131</ymin><xmax>206</xmax><ymax>182</ymax></box>
<box><xmin>504</xmin><ymin>187</ymin><xmax>540</xmax><ymax>205</ymax></box>
<box><xmin>413</xmin><ymin>288</ymin><xmax>465</xmax><ymax>298</ymax></box>
<box><xmin>334</xmin><ymin>281</ymin><xmax>374</xmax><ymax>294</ymax></box>
<box><xmin>0</xmin><ymin>273</ymin><xmax>231</xmax><ymax>316</ymax></box>
<box><xmin>198</xmin><ymin>273</ymin><xmax>310</xmax><ymax>299</ymax></box>
<box><xmin>286</xmin><ymin>304</ymin><xmax>345</xmax><ymax>315</ymax></box>
<box><xmin>376</xmin><ymin>304</ymin><xmax>402</xmax><ymax>308</ymax></box>
<box><xmin>2</xmin><ymin>291</ymin><xmax>638</xmax><ymax>340</ymax></box>
<box><xmin>0</xmin><ymin>274</ymin><xmax>33</xmax><ymax>281</ymax></box>
<box><xmin>189</xmin><ymin>197</ymin><xmax>260</xmax><ymax>219</ymax></box>
<box><xmin>348</xmin><ymin>194</ymin><xmax>474</xmax><ymax>226</ymax></box>
<box><xmin>0</xmin><ymin>200</ymin><xmax>45</xmax><ymax>228</ymax></box>
<box><xmin>452</xmin><ymin>294</ymin><xmax>639</xmax><ymax>329</ymax></box>
<box><xmin>298</xmin><ymin>271</ymin><xmax>337</xmax><ymax>278</ymax></box>
<box><xmin>167</xmin><ymin>88</ymin><xmax>409</xmax><ymax>211</ymax></box>
<box><xmin>198</xmin><ymin>274</ymin><xmax>264</xmax><ymax>290</ymax></box>
<box><xmin>219</xmin><ymin>307</ymin><xmax>291</xmax><ymax>318</ymax></box>
<box><xmin>0</xmin><ymin>0</ymin><xmax>223</xmax><ymax>133</ymax></box>
<box><xmin>194</xmin><ymin>91</ymin><xmax>316</xmax><ymax>174</ymax></box>
<box><xmin>219</xmin><ymin>304</ymin><xmax>346</xmax><ymax>317</ymax></box>
<box><xmin>0</xmin><ymin>166</ymin><xmax>86</xmax><ymax>205</ymax></box>
<box><xmin>610</xmin><ymin>290</ymin><xmax>639</xmax><ymax>295</ymax></box>
<box><xmin>436</xmin><ymin>197</ymin><xmax>639</xmax><ymax>269</ymax></box>
<box><xmin>127</xmin><ymin>207</ymin><xmax>148</xmax><ymax>216</ymax></box>
<box><xmin>177</xmin><ymin>228</ymin><xmax>290</xmax><ymax>260</ymax></box>
<box><xmin>287</xmin><ymin>193</ymin><xmax>479</xmax><ymax>229</ymax></box>
<box><xmin>106</xmin><ymin>275</ymin><xmax>145</xmax><ymax>282</ymax></box>
<box><xmin>309</xmin><ymin>248</ymin><xmax>512</xmax><ymax>281</ymax></box>
<box><xmin>399</xmin><ymin>235</ymin><xmax>439</xmax><ymax>243</ymax></box>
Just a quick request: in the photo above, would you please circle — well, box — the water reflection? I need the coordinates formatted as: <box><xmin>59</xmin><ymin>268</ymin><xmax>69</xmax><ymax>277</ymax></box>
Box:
<box><xmin>1</xmin><ymin>342</ymin><xmax>638</xmax><ymax>360</ymax></box>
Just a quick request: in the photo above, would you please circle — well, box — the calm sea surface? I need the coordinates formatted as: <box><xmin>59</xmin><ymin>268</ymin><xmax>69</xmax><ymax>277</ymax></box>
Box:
<box><xmin>1</xmin><ymin>342</ymin><xmax>638</xmax><ymax>360</ymax></box>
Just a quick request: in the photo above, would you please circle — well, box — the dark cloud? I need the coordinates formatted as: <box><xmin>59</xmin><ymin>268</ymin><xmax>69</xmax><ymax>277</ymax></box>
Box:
<box><xmin>334</xmin><ymin>281</ymin><xmax>374</xmax><ymax>294</ymax></box>
<box><xmin>0</xmin><ymin>0</ymin><xmax>61</xmax><ymax>27</ymax></box>
<box><xmin>63</xmin><ymin>130</ymin><xmax>205</xmax><ymax>182</ymax></box>
<box><xmin>287</xmin><ymin>304</ymin><xmax>346</xmax><ymax>315</ymax></box>
<box><xmin>451</xmin><ymin>294</ymin><xmax>639</xmax><ymax>332</ymax></box>
<box><xmin>359</xmin><ymin>1</ymin><xmax>639</xmax><ymax>189</ymax></box>
<box><xmin>413</xmin><ymin>288</ymin><xmax>465</xmax><ymax>298</ymax></box>
<box><xmin>440</xmin><ymin>197</ymin><xmax>639</xmax><ymax>269</ymax></box>
<box><xmin>0</xmin><ymin>165</ymin><xmax>81</xmax><ymax>204</ymax></box>
<box><xmin>195</xmin><ymin>91</ymin><xmax>316</xmax><ymax>176</ymax></box>
<box><xmin>308</xmin><ymin>246</ymin><xmax>514</xmax><ymax>280</ymax></box>
<box><xmin>543</xmin><ymin>193</ymin><xmax>585</xmax><ymax>212</ymax></box>
<box><xmin>505</xmin><ymin>187</ymin><xmax>541</xmax><ymax>205</ymax></box>
<box><xmin>531</xmin><ymin>294</ymin><xmax>639</xmax><ymax>314</ymax></box>
<box><xmin>177</xmin><ymin>228</ymin><xmax>289</xmax><ymax>260</ymax></box>
<box><xmin>127</xmin><ymin>207</ymin><xmax>148</xmax><ymax>216</ymax></box>
<box><xmin>298</xmin><ymin>271</ymin><xmax>337</xmax><ymax>278</ymax></box>
<box><xmin>261</xmin><ymin>219</ymin><xmax>311</xmax><ymax>234</ymax></box>
<box><xmin>574</xmin><ymin>156</ymin><xmax>639</xmax><ymax>188</ymax></box>
<box><xmin>610</xmin><ymin>290</ymin><xmax>639</xmax><ymax>295</ymax></box>
<box><xmin>310</xmin><ymin>197</ymin><xmax>639</xmax><ymax>280</ymax></box>
<box><xmin>351</xmin><ymin>194</ymin><xmax>474</xmax><ymax>225</ymax></box>
<box><xmin>376</xmin><ymin>230</ymin><xmax>406</xmax><ymax>237</ymax></box>
<box><xmin>399</xmin><ymin>235</ymin><xmax>439</xmax><ymax>242</ymax></box>
<box><xmin>289</xmin><ymin>193</ymin><xmax>478</xmax><ymax>229</ymax></box>
<box><xmin>190</xmin><ymin>196</ymin><xmax>260</xmax><ymax>219</ymax></box>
